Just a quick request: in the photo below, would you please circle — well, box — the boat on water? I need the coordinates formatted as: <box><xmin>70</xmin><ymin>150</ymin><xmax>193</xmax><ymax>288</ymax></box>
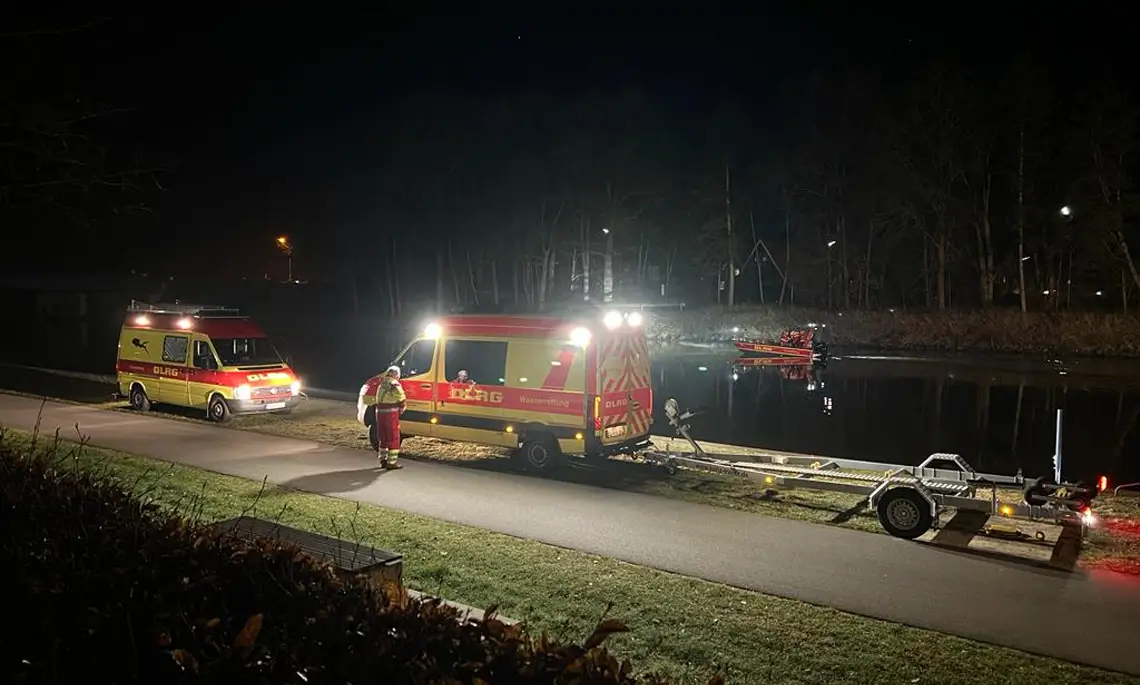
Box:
<box><xmin>732</xmin><ymin>325</ymin><xmax>828</xmax><ymax>360</ymax></box>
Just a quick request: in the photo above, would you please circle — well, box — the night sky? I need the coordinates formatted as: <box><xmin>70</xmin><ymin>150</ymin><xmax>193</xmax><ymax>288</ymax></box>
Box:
<box><xmin>3</xmin><ymin>4</ymin><xmax>1130</xmax><ymax>278</ymax></box>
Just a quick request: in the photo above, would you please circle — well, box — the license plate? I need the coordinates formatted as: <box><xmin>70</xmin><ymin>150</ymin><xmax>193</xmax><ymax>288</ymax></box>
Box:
<box><xmin>265</xmin><ymin>402</ymin><xmax>286</xmax><ymax>410</ymax></box>
<box><xmin>604</xmin><ymin>424</ymin><xmax>627</xmax><ymax>439</ymax></box>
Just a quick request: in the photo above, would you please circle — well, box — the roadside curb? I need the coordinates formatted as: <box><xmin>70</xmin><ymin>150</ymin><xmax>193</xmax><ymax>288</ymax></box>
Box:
<box><xmin>406</xmin><ymin>589</ymin><xmax>517</xmax><ymax>625</ymax></box>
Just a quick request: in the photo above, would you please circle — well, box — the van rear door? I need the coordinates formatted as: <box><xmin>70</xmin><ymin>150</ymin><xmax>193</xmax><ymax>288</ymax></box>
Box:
<box><xmin>595</xmin><ymin>330</ymin><xmax>653</xmax><ymax>445</ymax></box>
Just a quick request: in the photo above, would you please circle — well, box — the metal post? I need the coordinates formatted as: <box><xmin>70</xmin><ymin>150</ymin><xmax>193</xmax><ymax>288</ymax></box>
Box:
<box><xmin>1053</xmin><ymin>408</ymin><xmax>1063</xmax><ymax>483</ymax></box>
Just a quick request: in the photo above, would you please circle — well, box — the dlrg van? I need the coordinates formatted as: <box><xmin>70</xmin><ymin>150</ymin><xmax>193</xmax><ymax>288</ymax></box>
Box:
<box><xmin>116</xmin><ymin>301</ymin><xmax>301</xmax><ymax>422</ymax></box>
<box><xmin>357</xmin><ymin>311</ymin><xmax>654</xmax><ymax>471</ymax></box>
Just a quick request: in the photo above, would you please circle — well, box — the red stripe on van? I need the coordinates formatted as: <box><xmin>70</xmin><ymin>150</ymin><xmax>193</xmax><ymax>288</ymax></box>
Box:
<box><xmin>541</xmin><ymin>346</ymin><xmax>578</xmax><ymax>390</ymax></box>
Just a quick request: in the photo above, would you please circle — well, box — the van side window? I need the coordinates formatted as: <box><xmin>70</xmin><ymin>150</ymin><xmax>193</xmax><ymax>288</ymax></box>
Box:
<box><xmin>162</xmin><ymin>335</ymin><xmax>189</xmax><ymax>364</ymax></box>
<box><xmin>396</xmin><ymin>339</ymin><xmax>436</xmax><ymax>377</ymax></box>
<box><xmin>445</xmin><ymin>340</ymin><xmax>507</xmax><ymax>387</ymax></box>
<box><xmin>193</xmin><ymin>340</ymin><xmax>217</xmax><ymax>369</ymax></box>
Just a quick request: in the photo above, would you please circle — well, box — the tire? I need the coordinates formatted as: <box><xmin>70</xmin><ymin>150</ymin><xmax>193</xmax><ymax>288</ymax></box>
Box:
<box><xmin>208</xmin><ymin>394</ymin><xmax>232</xmax><ymax>423</ymax></box>
<box><xmin>1023</xmin><ymin>476</ymin><xmax>1055</xmax><ymax>507</ymax></box>
<box><xmin>876</xmin><ymin>488</ymin><xmax>934</xmax><ymax>539</ymax></box>
<box><xmin>519</xmin><ymin>433</ymin><xmax>561</xmax><ymax>472</ymax></box>
<box><xmin>129</xmin><ymin>385</ymin><xmax>151</xmax><ymax>413</ymax></box>
<box><xmin>368</xmin><ymin>422</ymin><xmax>380</xmax><ymax>451</ymax></box>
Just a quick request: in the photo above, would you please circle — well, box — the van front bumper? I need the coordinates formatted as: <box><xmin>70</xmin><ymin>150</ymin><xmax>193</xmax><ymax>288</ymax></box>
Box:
<box><xmin>226</xmin><ymin>395</ymin><xmax>300</xmax><ymax>415</ymax></box>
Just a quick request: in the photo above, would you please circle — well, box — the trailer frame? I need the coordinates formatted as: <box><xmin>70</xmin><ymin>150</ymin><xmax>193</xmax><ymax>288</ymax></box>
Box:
<box><xmin>644</xmin><ymin>398</ymin><xmax>1098</xmax><ymax>540</ymax></box>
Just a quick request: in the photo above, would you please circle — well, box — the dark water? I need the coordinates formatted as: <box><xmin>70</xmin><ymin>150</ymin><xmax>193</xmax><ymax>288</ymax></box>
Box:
<box><xmin>651</xmin><ymin>352</ymin><xmax>1140</xmax><ymax>486</ymax></box>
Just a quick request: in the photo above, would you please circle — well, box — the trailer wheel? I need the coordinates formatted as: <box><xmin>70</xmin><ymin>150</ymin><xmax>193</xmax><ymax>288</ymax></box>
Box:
<box><xmin>519</xmin><ymin>434</ymin><xmax>561</xmax><ymax>472</ymax></box>
<box><xmin>877</xmin><ymin>488</ymin><xmax>934</xmax><ymax>539</ymax></box>
<box><xmin>129</xmin><ymin>384</ymin><xmax>151</xmax><ymax>413</ymax></box>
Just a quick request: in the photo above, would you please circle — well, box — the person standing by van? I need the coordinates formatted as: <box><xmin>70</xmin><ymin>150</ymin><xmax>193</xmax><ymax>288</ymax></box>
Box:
<box><xmin>375</xmin><ymin>365</ymin><xmax>406</xmax><ymax>469</ymax></box>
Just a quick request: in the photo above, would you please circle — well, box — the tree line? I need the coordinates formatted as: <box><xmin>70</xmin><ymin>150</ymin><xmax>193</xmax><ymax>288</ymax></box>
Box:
<box><xmin>331</xmin><ymin>60</ymin><xmax>1138</xmax><ymax>318</ymax></box>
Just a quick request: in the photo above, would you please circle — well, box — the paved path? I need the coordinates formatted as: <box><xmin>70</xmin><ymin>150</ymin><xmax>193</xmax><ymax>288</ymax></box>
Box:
<box><xmin>3</xmin><ymin>394</ymin><xmax>1140</xmax><ymax>676</ymax></box>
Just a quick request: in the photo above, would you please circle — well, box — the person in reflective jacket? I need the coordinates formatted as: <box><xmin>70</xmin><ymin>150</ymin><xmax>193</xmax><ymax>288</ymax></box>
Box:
<box><xmin>374</xmin><ymin>365</ymin><xmax>406</xmax><ymax>469</ymax></box>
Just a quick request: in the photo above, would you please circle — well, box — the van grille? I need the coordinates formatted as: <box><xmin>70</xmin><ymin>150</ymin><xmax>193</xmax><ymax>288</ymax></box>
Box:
<box><xmin>253</xmin><ymin>386</ymin><xmax>291</xmax><ymax>398</ymax></box>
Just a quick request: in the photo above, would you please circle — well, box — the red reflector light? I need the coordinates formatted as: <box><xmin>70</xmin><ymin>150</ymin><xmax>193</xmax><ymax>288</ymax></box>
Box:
<box><xmin>1099</xmin><ymin>475</ymin><xmax>1109</xmax><ymax>492</ymax></box>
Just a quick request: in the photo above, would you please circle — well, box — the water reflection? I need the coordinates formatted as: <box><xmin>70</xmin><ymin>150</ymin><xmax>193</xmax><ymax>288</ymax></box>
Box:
<box><xmin>652</xmin><ymin>354</ymin><xmax>1140</xmax><ymax>484</ymax></box>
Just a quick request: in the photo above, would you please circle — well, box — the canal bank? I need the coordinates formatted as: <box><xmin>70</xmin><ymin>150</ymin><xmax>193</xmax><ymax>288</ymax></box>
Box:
<box><xmin>1</xmin><ymin>361</ymin><xmax>1137</xmax><ymax>577</ymax></box>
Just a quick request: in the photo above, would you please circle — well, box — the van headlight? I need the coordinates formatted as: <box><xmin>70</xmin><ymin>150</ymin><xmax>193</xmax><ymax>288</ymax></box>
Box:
<box><xmin>234</xmin><ymin>384</ymin><xmax>252</xmax><ymax>400</ymax></box>
<box><xmin>290</xmin><ymin>380</ymin><xmax>302</xmax><ymax>395</ymax></box>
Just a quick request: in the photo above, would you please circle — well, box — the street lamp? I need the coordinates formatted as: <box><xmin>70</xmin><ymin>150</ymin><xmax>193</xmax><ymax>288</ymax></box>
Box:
<box><xmin>1060</xmin><ymin>206</ymin><xmax>1072</xmax><ymax>217</ymax></box>
<box><xmin>275</xmin><ymin>235</ymin><xmax>293</xmax><ymax>282</ymax></box>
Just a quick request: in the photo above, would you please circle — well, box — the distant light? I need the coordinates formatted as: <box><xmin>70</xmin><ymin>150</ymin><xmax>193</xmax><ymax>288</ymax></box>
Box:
<box><xmin>627</xmin><ymin>311</ymin><xmax>643</xmax><ymax>327</ymax></box>
<box><xmin>602</xmin><ymin>228</ymin><xmax>610</xmax><ymax>235</ymax></box>
<box><xmin>603</xmin><ymin>311</ymin><xmax>623</xmax><ymax>329</ymax></box>
<box><xmin>731</xmin><ymin>372</ymin><xmax>739</xmax><ymax>381</ymax></box>
<box><xmin>1060</xmin><ymin>206</ymin><xmax>1072</xmax><ymax>216</ymax></box>
<box><xmin>569</xmin><ymin>327</ymin><xmax>592</xmax><ymax>347</ymax></box>
<box><xmin>826</xmin><ymin>240</ymin><xmax>837</xmax><ymax>248</ymax></box>
<box><xmin>1042</xmin><ymin>290</ymin><xmax>1051</xmax><ymax>296</ymax></box>
<box><xmin>697</xmin><ymin>366</ymin><xmax>708</xmax><ymax>372</ymax></box>
<box><xmin>1098</xmin><ymin>475</ymin><xmax>1109</xmax><ymax>492</ymax></box>
<box><xmin>1021</xmin><ymin>256</ymin><xmax>1031</xmax><ymax>261</ymax></box>
<box><xmin>1096</xmin><ymin>290</ymin><xmax>1104</xmax><ymax>296</ymax></box>
<box><xmin>134</xmin><ymin>315</ymin><xmax>150</xmax><ymax>326</ymax></box>
<box><xmin>424</xmin><ymin>322</ymin><xmax>442</xmax><ymax>339</ymax></box>
<box><xmin>732</xmin><ymin>326</ymin><xmax>739</xmax><ymax>333</ymax></box>
<box><xmin>276</xmin><ymin>236</ymin><xmax>288</xmax><ymax>244</ymax></box>
<box><xmin>176</xmin><ymin>318</ymin><xmax>192</xmax><ymax>329</ymax></box>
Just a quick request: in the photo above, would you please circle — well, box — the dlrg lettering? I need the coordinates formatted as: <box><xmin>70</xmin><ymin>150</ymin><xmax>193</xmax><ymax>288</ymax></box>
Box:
<box><xmin>448</xmin><ymin>385</ymin><xmax>504</xmax><ymax>404</ymax></box>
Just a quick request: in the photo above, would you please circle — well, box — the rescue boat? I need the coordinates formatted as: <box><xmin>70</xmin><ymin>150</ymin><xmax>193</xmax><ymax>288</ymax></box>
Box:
<box><xmin>732</xmin><ymin>326</ymin><xmax>827</xmax><ymax>360</ymax></box>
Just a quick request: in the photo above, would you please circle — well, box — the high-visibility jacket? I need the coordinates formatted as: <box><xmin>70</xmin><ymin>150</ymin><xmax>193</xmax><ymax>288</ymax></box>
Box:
<box><xmin>375</xmin><ymin>377</ymin><xmax>406</xmax><ymax>413</ymax></box>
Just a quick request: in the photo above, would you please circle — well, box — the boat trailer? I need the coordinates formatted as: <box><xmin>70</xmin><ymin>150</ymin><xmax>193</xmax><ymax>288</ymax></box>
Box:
<box><xmin>643</xmin><ymin>398</ymin><xmax>1100</xmax><ymax>541</ymax></box>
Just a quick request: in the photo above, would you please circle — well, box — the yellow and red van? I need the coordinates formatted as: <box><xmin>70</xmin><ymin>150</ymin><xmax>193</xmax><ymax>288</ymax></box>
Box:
<box><xmin>116</xmin><ymin>301</ymin><xmax>301</xmax><ymax>422</ymax></box>
<box><xmin>357</xmin><ymin>311</ymin><xmax>654</xmax><ymax>470</ymax></box>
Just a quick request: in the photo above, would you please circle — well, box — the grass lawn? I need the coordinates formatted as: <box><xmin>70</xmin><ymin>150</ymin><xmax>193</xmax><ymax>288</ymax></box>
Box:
<box><xmin>4</xmin><ymin>428</ymin><xmax>1136</xmax><ymax>685</ymax></box>
<box><xmin>1</xmin><ymin>363</ymin><xmax>1138</xmax><ymax>575</ymax></box>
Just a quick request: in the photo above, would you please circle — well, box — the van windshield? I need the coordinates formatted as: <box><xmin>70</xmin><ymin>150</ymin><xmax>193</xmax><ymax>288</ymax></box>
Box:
<box><xmin>212</xmin><ymin>337</ymin><xmax>283</xmax><ymax>366</ymax></box>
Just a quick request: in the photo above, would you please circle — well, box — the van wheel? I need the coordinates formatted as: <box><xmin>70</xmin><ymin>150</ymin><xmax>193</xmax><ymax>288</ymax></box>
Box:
<box><xmin>208</xmin><ymin>394</ymin><xmax>232</xmax><ymax>423</ymax></box>
<box><xmin>129</xmin><ymin>385</ymin><xmax>151</xmax><ymax>412</ymax></box>
<box><xmin>519</xmin><ymin>434</ymin><xmax>561</xmax><ymax>472</ymax></box>
<box><xmin>368</xmin><ymin>422</ymin><xmax>380</xmax><ymax>451</ymax></box>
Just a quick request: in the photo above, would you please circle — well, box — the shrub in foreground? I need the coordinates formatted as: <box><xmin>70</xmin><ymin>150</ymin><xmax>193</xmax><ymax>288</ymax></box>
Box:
<box><xmin>0</xmin><ymin>431</ymin><xmax>707</xmax><ymax>684</ymax></box>
<box><xmin>645</xmin><ymin>306</ymin><xmax>1140</xmax><ymax>357</ymax></box>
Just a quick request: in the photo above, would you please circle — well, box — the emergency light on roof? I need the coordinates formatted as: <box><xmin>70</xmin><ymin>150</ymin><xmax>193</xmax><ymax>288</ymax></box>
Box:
<box><xmin>134</xmin><ymin>315</ymin><xmax>150</xmax><ymax>326</ymax></box>
<box><xmin>424</xmin><ymin>322</ymin><xmax>442</xmax><ymax>339</ymax></box>
<box><xmin>602</xmin><ymin>310</ymin><xmax>644</xmax><ymax>329</ymax></box>
<box><xmin>569</xmin><ymin>327</ymin><xmax>592</xmax><ymax>347</ymax></box>
<box><xmin>176</xmin><ymin>318</ymin><xmax>192</xmax><ymax>330</ymax></box>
